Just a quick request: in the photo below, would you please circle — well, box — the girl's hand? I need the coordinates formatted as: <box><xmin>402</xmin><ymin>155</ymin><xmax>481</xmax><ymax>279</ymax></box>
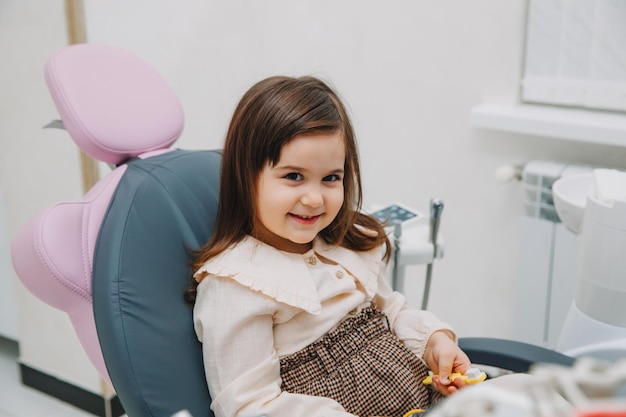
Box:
<box><xmin>423</xmin><ymin>330</ymin><xmax>472</xmax><ymax>396</ymax></box>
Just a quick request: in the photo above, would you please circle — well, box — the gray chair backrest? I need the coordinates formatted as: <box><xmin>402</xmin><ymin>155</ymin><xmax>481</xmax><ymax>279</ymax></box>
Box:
<box><xmin>94</xmin><ymin>149</ymin><xmax>221</xmax><ymax>417</ymax></box>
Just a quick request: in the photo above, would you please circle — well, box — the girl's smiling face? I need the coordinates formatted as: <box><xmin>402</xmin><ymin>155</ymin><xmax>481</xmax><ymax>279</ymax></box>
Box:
<box><xmin>254</xmin><ymin>130</ymin><xmax>345</xmax><ymax>253</ymax></box>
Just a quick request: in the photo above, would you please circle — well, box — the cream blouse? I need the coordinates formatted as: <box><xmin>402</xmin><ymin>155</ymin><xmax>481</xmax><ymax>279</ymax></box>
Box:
<box><xmin>193</xmin><ymin>236</ymin><xmax>455</xmax><ymax>417</ymax></box>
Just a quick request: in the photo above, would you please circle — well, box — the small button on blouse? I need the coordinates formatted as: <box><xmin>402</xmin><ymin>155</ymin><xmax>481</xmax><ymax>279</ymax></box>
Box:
<box><xmin>307</xmin><ymin>256</ymin><xmax>317</xmax><ymax>266</ymax></box>
<box><xmin>335</xmin><ymin>270</ymin><xmax>344</xmax><ymax>279</ymax></box>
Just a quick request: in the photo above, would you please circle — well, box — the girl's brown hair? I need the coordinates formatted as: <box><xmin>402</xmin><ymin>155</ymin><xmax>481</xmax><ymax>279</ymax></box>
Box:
<box><xmin>185</xmin><ymin>76</ymin><xmax>389</xmax><ymax>302</ymax></box>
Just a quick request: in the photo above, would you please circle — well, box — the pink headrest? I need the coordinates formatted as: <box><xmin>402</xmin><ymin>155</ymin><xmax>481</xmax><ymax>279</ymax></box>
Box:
<box><xmin>44</xmin><ymin>44</ymin><xmax>184</xmax><ymax>164</ymax></box>
<box><xmin>11</xmin><ymin>43</ymin><xmax>186</xmax><ymax>387</ymax></box>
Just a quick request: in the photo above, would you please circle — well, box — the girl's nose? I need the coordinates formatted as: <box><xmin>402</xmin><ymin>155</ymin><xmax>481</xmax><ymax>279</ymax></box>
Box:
<box><xmin>301</xmin><ymin>187</ymin><xmax>324</xmax><ymax>208</ymax></box>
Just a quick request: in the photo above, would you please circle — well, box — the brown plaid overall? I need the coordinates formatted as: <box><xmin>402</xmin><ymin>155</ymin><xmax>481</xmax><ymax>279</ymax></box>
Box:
<box><xmin>279</xmin><ymin>304</ymin><xmax>443</xmax><ymax>417</ymax></box>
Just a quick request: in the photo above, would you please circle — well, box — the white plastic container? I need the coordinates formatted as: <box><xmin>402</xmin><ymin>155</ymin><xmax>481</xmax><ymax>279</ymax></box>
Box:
<box><xmin>553</xmin><ymin>170</ymin><xmax>626</xmax><ymax>360</ymax></box>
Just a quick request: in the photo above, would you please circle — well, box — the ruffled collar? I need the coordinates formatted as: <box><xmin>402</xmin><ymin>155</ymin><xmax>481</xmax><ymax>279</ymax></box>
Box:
<box><xmin>194</xmin><ymin>236</ymin><xmax>383</xmax><ymax>314</ymax></box>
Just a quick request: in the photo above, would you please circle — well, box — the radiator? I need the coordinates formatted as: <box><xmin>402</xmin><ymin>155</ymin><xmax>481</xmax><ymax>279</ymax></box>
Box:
<box><xmin>512</xmin><ymin>160</ymin><xmax>596</xmax><ymax>349</ymax></box>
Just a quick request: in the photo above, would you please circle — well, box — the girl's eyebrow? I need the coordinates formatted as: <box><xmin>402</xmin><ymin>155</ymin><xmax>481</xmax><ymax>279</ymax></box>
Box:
<box><xmin>275</xmin><ymin>165</ymin><xmax>345</xmax><ymax>174</ymax></box>
<box><xmin>274</xmin><ymin>164</ymin><xmax>304</xmax><ymax>171</ymax></box>
<box><xmin>275</xmin><ymin>164</ymin><xmax>344</xmax><ymax>174</ymax></box>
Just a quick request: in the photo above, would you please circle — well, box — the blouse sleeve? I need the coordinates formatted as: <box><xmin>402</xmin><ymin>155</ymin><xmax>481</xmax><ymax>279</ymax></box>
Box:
<box><xmin>372</xmin><ymin>261</ymin><xmax>456</xmax><ymax>358</ymax></box>
<box><xmin>193</xmin><ymin>275</ymin><xmax>358</xmax><ymax>417</ymax></box>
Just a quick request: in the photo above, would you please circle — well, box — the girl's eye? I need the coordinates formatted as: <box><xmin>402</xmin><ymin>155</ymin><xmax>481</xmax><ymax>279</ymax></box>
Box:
<box><xmin>285</xmin><ymin>172</ymin><xmax>303</xmax><ymax>181</ymax></box>
<box><xmin>324</xmin><ymin>174</ymin><xmax>342</xmax><ymax>182</ymax></box>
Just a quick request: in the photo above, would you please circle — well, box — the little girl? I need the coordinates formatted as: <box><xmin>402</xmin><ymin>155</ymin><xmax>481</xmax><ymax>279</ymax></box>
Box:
<box><xmin>186</xmin><ymin>76</ymin><xmax>472</xmax><ymax>417</ymax></box>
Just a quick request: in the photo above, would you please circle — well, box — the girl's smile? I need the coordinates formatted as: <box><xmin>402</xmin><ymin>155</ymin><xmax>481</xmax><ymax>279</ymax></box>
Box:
<box><xmin>255</xmin><ymin>130</ymin><xmax>345</xmax><ymax>253</ymax></box>
<box><xmin>289</xmin><ymin>214</ymin><xmax>321</xmax><ymax>224</ymax></box>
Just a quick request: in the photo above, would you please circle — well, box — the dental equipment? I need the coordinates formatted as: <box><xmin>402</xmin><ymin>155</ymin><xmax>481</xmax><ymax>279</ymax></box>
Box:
<box><xmin>369</xmin><ymin>202</ymin><xmax>426</xmax><ymax>293</ymax></box>
<box><xmin>422</xmin><ymin>198</ymin><xmax>444</xmax><ymax>310</ymax></box>
<box><xmin>370</xmin><ymin>202</ymin><xmax>445</xmax><ymax>306</ymax></box>
<box><xmin>425</xmin><ymin>357</ymin><xmax>626</xmax><ymax>417</ymax></box>
<box><xmin>392</xmin><ymin>221</ymin><xmax>403</xmax><ymax>291</ymax></box>
<box><xmin>552</xmin><ymin>169</ymin><xmax>626</xmax><ymax>361</ymax></box>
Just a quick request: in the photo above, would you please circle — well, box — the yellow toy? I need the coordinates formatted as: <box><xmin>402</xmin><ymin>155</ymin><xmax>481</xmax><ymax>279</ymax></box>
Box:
<box><xmin>421</xmin><ymin>367</ymin><xmax>487</xmax><ymax>386</ymax></box>
<box><xmin>403</xmin><ymin>409</ymin><xmax>426</xmax><ymax>417</ymax></box>
<box><xmin>403</xmin><ymin>368</ymin><xmax>486</xmax><ymax>416</ymax></box>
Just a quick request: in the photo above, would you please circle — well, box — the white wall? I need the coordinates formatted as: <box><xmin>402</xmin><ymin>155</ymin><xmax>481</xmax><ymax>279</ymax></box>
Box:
<box><xmin>83</xmin><ymin>1</ymin><xmax>529</xmax><ymax>339</ymax></box>
<box><xmin>0</xmin><ymin>1</ymin><xmax>103</xmax><ymax>393</ymax></box>
<box><xmin>0</xmin><ymin>175</ymin><xmax>18</xmax><ymax>340</ymax></box>
<box><xmin>81</xmin><ymin>0</ymin><xmax>626</xmax><ymax>337</ymax></box>
<box><xmin>3</xmin><ymin>0</ymin><xmax>626</xmax><ymax>392</ymax></box>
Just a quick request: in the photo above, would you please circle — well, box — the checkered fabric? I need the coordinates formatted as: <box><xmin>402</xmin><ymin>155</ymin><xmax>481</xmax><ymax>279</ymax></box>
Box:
<box><xmin>280</xmin><ymin>304</ymin><xmax>443</xmax><ymax>417</ymax></box>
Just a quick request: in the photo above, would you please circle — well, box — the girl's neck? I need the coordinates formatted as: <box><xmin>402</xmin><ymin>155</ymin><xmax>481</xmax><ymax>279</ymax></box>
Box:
<box><xmin>252</xmin><ymin>227</ymin><xmax>313</xmax><ymax>254</ymax></box>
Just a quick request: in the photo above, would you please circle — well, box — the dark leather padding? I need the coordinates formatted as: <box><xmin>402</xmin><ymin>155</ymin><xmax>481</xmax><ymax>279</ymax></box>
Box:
<box><xmin>94</xmin><ymin>149</ymin><xmax>221</xmax><ymax>417</ymax></box>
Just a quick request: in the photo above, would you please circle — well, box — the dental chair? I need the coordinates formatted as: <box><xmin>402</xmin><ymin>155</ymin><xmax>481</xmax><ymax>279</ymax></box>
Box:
<box><xmin>10</xmin><ymin>44</ymin><xmax>574</xmax><ymax>417</ymax></box>
<box><xmin>11</xmin><ymin>43</ymin><xmax>216</xmax><ymax>417</ymax></box>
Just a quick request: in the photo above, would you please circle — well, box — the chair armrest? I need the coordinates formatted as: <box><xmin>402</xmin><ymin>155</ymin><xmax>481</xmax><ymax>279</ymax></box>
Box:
<box><xmin>458</xmin><ymin>337</ymin><xmax>575</xmax><ymax>373</ymax></box>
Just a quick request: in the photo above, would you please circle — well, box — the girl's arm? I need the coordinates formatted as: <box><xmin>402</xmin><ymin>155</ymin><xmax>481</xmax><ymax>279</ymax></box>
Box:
<box><xmin>194</xmin><ymin>275</ymin><xmax>358</xmax><ymax>417</ymax></box>
<box><xmin>372</xmin><ymin>262</ymin><xmax>471</xmax><ymax>394</ymax></box>
<box><xmin>372</xmin><ymin>261</ymin><xmax>455</xmax><ymax>358</ymax></box>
